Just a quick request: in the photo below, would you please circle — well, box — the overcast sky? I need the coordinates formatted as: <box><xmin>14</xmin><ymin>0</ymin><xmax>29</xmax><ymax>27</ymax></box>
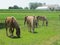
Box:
<box><xmin>0</xmin><ymin>0</ymin><xmax>60</xmax><ymax>9</ymax></box>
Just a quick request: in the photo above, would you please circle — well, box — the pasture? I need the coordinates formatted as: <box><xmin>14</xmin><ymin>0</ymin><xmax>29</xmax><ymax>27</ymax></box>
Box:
<box><xmin>0</xmin><ymin>10</ymin><xmax>60</xmax><ymax>45</ymax></box>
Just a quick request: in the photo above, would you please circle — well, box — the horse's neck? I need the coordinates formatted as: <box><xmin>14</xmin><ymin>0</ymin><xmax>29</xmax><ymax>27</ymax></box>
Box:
<box><xmin>13</xmin><ymin>21</ymin><xmax>19</xmax><ymax>28</ymax></box>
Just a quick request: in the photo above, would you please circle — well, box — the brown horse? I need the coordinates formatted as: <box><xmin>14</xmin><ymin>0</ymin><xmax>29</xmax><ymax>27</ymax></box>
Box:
<box><xmin>24</xmin><ymin>16</ymin><xmax>38</xmax><ymax>33</ymax></box>
<box><xmin>5</xmin><ymin>16</ymin><xmax>20</xmax><ymax>38</ymax></box>
<box><xmin>37</xmin><ymin>16</ymin><xmax>48</xmax><ymax>26</ymax></box>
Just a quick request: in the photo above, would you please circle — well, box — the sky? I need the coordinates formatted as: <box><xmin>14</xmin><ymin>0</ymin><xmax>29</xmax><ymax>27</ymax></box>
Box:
<box><xmin>0</xmin><ymin>0</ymin><xmax>60</xmax><ymax>9</ymax></box>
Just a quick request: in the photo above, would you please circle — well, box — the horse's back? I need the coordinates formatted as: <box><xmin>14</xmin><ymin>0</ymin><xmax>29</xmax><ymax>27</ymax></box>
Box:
<box><xmin>6</xmin><ymin>16</ymin><xmax>16</xmax><ymax>23</ymax></box>
<box><xmin>37</xmin><ymin>16</ymin><xmax>47</xmax><ymax>20</ymax></box>
<box><xmin>27</xmin><ymin>16</ymin><xmax>34</xmax><ymax>22</ymax></box>
<box><xmin>27</xmin><ymin>16</ymin><xmax>34</xmax><ymax>20</ymax></box>
<box><xmin>6</xmin><ymin>17</ymin><xmax>12</xmax><ymax>22</ymax></box>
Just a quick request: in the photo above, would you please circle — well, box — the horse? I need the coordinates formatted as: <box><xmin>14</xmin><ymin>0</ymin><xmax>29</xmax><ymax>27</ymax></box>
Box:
<box><xmin>5</xmin><ymin>16</ymin><xmax>20</xmax><ymax>38</ymax></box>
<box><xmin>37</xmin><ymin>16</ymin><xmax>48</xmax><ymax>26</ymax></box>
<box><xmin>24</xmin><ymin>16</ymin><xmax>38</xmax><ymax>33</ymax></box>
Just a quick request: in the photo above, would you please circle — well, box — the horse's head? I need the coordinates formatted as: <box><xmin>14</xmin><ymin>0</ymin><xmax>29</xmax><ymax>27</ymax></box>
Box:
<box><xmin>16</xmin><ymin>27</ymin><xmax>20</xmax><ymax>38</ymax></box>
<box><xmin>36</xmin><ymin>16</ymin><xmax>41</xmax><ymax>21</ymax></box>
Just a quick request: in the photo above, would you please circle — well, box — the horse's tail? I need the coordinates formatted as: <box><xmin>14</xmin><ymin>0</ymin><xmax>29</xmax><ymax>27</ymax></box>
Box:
<box><xmin>33</xmin><ymin>16</ymin><xmax>37</xmax><ymax>28</ymax></box>
<box><xmin>46</xmin><ymin>19</ymin><xmax>48</xmax><ymax>26</ymax></box>
<box><xmin>5</xmin><ymin>18</ymin><xmax>8</xmax><ymax>36</ymax></box>
<box><xmin>5</xmin><ymin>18</ymin><xmax>7</xmax><ymax>27</ymax></box>
<box><xmin>24</xmin><ymin>16</ymin><xmax>27</xmax><ymax>25</ymax></box>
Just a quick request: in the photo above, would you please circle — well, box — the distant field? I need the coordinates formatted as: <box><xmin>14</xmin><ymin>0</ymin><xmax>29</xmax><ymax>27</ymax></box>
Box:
<box><xmin>0</xmin><ymin>10</ymin><xmax>60</xmax><ymax>45</ymax></box>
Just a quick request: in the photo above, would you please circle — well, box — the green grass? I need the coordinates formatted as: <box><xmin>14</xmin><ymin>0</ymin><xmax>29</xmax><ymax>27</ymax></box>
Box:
<box><xmin>0</xmin><ymin>10</ymin><xmax>60</xmax><ymax>45</ymax></box>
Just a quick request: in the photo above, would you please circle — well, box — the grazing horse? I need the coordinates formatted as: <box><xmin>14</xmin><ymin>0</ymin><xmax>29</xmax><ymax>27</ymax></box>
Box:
<box><xmin>37</xmin><ymin>16</ymin><xmax>48</xmax><ymax>26</ymax></box>
<box><xmin>24</xmin><ymin>16</ymin><xmax>38</xmax><ymax>33</ymax></box>
<box><xmin>5</xmin><ymin>16</ymin><xmax>20</xmax><ymax>38</ymax></box>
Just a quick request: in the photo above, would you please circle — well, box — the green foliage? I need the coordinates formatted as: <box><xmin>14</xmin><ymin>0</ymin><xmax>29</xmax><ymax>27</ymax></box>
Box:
<box><xmin>29</xmin><ymin>2</ymin><xmax>42</xmax><ymax>9</ymax></box>
<box><xmin>13</xmin><ymin>5</ymin><xmax>19</xmax><ymax>9</ymax></box>
<box><xmin>19</xmin><ymin>7</ymin><xmax>23</xmax><ymax>9</ymax></box>
<box><xmin>8</xmin><ymin>5</ymin><xmax>23</xmax><ymax>9</ymax></box>
<box><xmin>24</xmin><ymin>7</ymin><xmax>29</xmax><ymax>9</ymax></box>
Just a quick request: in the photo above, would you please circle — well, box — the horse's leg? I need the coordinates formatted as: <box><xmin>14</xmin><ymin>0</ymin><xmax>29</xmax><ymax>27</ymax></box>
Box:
<box><xmin>31</xmin><ymin>24</ymin><xmax>35</xmax><ymax>33</ymax></box>
<box><xmin>6</xmin><ymin>26</ymin><xmax>8</xmax><ymax>36</ymax></box>
<box><xmin>46</xmin><ymin>20</ymin><xmax>48</xmax><ymax>26</ymax></box>
<box><xmin>5</xmin><ymin>20</ymin><xmax>8</xmax><ymax>36</ymax></box>
<box><xmin>31</xmin><ymin>22</ymin><xmax>34</xmax><ymax>33</ymax></box>
<box><xmin>29</xmin><ymin>25</ymin><xmax>31</xmax><ymax>32</ymax></box>
<box><xmin>27</xmin><ymin>23</ymin><xmax>31</xmax><ymax>32</ymax></box>
<box><xmin>42</xmin><ymin>20</ymin><xmax>44</xmax><ymax>26</ymax></box>
<box><xmin>16</xmin><ymin>28</ymin><xmax>20</xmax><ymax>38</ymax></box>
<box><xmin>9</xmin><ymin>27</ymin><xmax>13</xmax><ymax>37</ymax></box>
<box><xmin>30</xmin><ymin>25</ymin><xmax>31</xmax><ymax>32</ymax></box>
<box><xmin>35</xmin><ymin>21</ymin><xmax>38</xmax><ymax>28</ymax></box>
<box><xmin>32</xmin><ymin>27</ymin><xmax>34</xmax><ymax>33</ymax></box>
<box><xmin>11</xmin><ymin>28</ymin><xmax>14</xmax><ymax>36</ymax></box>
<box><xmin>37</xmin><ymin>20</ymin><xmax>40</xmax><ymax>26</ymax></box>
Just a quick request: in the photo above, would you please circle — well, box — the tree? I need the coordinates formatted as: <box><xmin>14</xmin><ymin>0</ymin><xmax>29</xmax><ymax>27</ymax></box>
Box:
<box><xmin>8</xmin><ymin>5</ymin><xmax>20</xmax><ymax>9</ymax></box>
<box><xmin>29</xmin><ymin>2</ymin><xmax>42</xmax><ymax>9</ymax></box>
<box><xmin>24</xmin><ymin>7</ymin><xmax>29</xmax><ymax>9</ymax></box>
<box><xmin>9</xmin><ymin>6</ymin><xmax>13</xmax><ymax>9</ymax></box>
<box><xmin>13</xmin><ymin>5</ymin><xmax>19</xmax><ymax>9</ymax></box>
<box><xmin>49</xmin><ymin>7</ymin><xmax>54</xmax><ymax>11</ymax></box>
<box><xmin>19</xmin><ymin>7</ymin><xmax>23</xmax><ymax>9</ymax></box>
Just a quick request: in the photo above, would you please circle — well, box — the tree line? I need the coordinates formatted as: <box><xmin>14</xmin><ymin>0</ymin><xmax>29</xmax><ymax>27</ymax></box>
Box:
<box><xmin>8</xmin><ymin>2</ymin><xmax>45</xmax><ymax>9</ymax></box>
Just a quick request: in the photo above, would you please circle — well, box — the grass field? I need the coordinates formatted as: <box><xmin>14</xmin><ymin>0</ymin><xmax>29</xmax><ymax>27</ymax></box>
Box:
<box><xmin>0</xmin><ymin>10</ymin><xmax>60</xmax><ymax>45</ymax></box>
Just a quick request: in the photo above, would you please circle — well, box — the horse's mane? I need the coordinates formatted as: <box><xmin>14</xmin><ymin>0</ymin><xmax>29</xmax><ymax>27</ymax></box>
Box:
<box><xmin>12</xmin><ymin>16</ymin><xmax>20</xmax><ymax>28</ymax></box>
<box><xmin>11</xmin><ymin>16</ymin><xmax>16</xmax><ymax>20</ymax></box>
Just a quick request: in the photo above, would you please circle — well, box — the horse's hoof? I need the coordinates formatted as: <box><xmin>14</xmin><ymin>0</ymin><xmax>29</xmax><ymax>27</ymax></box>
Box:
<box><xmin>32</xmin><ymin>31</ymin><xmax>34</xmax><ymax>33</ymax></box>
<box><xmin>17</xmin><ymin>36</ymin><xmax>20</xmax><ymax>38</ymax></box>
<box><xmin>10</xmin><ymin>36</ymin><xmax>14</xmax><ymax>38</ymax></box>
<box><xmin>6</xmin><ymin>34</ymin><xmax>8</xmax><ymax>36</ymax></box>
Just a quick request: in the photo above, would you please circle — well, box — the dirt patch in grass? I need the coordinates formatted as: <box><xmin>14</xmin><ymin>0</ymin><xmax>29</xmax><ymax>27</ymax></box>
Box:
<box><xmin>41</xmin><ymin>34</ymin><xmax>60</xmax><ymax>45</ymax></box>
